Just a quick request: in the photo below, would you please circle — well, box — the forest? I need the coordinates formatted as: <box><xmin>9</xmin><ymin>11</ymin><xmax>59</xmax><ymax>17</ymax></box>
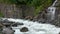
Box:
<box><xmin>0</xmin><ymin>0</ymin><xmax>55</xmax><ymax>17</ymax></box>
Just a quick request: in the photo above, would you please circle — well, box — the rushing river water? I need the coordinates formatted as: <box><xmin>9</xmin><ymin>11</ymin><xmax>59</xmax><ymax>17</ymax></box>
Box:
<box><xmin>0</xmin><ymin>0</ymin><xmax>59</xmax><ymax>34</ymax></box>
<box><xmin>1</xmin><ymin>18</ymin><xmax>60</xmax><ymax>34</ymax></box>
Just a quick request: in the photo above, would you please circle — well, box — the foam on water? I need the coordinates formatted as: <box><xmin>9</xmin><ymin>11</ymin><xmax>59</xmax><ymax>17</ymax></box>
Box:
<box><xmin>1</xmin><ymin>18</ymin><xmax>60</xmax><ymax>34</ymax></box>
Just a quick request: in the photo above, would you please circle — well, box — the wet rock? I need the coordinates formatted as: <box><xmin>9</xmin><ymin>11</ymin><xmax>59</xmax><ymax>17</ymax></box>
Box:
<box><xmin>25</xmin><ymin>16</ymin><xmax>33</xmax><ymax>21</ymax></box>
<box><xmin>2</xmin><ymin>19</ymin><xmax>14</xmax><ymax>23</ymax></box>
<box><xmin>13</xmin><ymin>23</ymin><xmax>24</xmax><ymax>25</ymax></box>
<box><xmin>59</xmin><ymin>32</ymin><xmax>60</xmax><ymax>34</ymax></box>
<box><xmin>2</xmin><ymin>27</ymin><xmax>14</xmax><ymax>34</ymax></box>
<box><xmin>12</xmin><ymin>23</ymin><xmax>24</xmax><ymax>27</ymax></box>
<box><xmin>20</xmin><ymin>27</ymin><xmax>29</xmax><ymax>32</ymax></box>
<box><xmin>33</xmin><ymin>16</ymin><xmax>38</xmax><ymax>22</ymax></box>
<box><xmin>0</xmin><ymin>23</ymin><xmax>3</xmax><ymax>27</ymax></box>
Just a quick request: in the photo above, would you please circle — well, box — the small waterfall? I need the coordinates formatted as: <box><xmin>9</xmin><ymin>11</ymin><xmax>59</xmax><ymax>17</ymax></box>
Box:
<box><xmin>47</xmin><ymin>0</ymin><xmax>57</xmax><ymax>21</ymax></box>
<box><xmin>52</xmin><ymin>0</ymin><xmax>57</xmax><ymax>6</ymax></box>
<box><xmin>47</xmin><ymin>7</ymin><xmax>56</xmax><ymax>20</ymax></box>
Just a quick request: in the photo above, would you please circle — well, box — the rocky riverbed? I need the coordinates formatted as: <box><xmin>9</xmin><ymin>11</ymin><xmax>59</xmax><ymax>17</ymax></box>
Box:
<box><xmin>0</xmin><ymin>18</ymin><xmax>60</xmax><ymax>34</ymax></box>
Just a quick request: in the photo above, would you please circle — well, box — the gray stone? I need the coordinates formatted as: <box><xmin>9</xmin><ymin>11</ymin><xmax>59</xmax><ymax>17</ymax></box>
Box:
<box><xmin>20</xmin><ymin>27</ymin><xmax>29</xmax><ymax>32</ymax></box>
<box><xmin>2</xmin><ymin>27</ymin><xmax>14</xmax><ymax>34</ymax></box>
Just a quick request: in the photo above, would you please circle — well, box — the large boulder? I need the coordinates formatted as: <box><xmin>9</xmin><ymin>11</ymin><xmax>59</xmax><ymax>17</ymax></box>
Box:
<box><xmin>20</xmin><ymin>27</ymin><xmax>29</xmax><ymax>32</ymax></box>
<box><xmin>2</xmin><ymin>27</ymin><xmax>14</xmax><ymax>34</ymax></box>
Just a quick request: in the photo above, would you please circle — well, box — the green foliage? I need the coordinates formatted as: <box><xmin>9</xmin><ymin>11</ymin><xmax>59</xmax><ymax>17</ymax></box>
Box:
<box><xmin>0</xmin><ymin>0</ymin><xmax>55</xmax><ymax>16</ymax></box>
<box><xmin>0</xmin><ymin>0</ymin><xmax>16</xmax><ymax>4</ymax></box>
<box><xmin>16</xmin><ymin>0</ymin><xmax>54</xmax><ymax>16</ymax></box>
<box><xmin>32</xmin><ymin>0</ymin><xmax>53</xmax><ymax>16</ymax></box>
<box><xmin>0</xmin><ymin>12</ymin><xmax>4</xmax><ymax>17</ymax></box>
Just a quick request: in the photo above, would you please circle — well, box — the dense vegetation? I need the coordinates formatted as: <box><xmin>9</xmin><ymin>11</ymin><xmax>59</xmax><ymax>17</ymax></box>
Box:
<box><xmin>0</xmin><ymin>12</ymin><xmax>4</xmax><ymax>17</ymax></box>
<box><xmin>0</xmin><ymin>0</ymin><xmax>55</xmax><ymax>16</ymax></box>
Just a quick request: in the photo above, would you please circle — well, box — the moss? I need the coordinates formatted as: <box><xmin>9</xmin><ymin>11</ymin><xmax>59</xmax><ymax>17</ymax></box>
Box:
<box><xmin>0</xmin><ymin>12</ymin><xmax>4</xmax><ymax>17</ymax></box>
<box><xmin>34</xmin><ymin>0</ymin><xmax>53</xmax><ymax>16</ymax></box>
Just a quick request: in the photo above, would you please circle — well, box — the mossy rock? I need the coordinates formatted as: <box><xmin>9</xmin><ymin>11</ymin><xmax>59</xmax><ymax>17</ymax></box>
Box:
<box><xmin>0</xmin><ymin>23</ymin><xmax>3</xmax><ymax>27</ymax></box>
<box><xmin>20</xmin><ymin>27</ymin><xmax>29</xmax><ymax>32</ymax></box>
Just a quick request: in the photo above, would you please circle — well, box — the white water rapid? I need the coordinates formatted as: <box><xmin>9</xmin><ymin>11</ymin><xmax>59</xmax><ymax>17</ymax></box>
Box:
<box><xmin>1</xmin><ymin>18</ymin><xmax>60</xmax><ymax>34</ymax></box>
<box><xmin>1</xmin><ymin>0</ymin><xmax>59</xmax><ymax>34</ymax></box>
